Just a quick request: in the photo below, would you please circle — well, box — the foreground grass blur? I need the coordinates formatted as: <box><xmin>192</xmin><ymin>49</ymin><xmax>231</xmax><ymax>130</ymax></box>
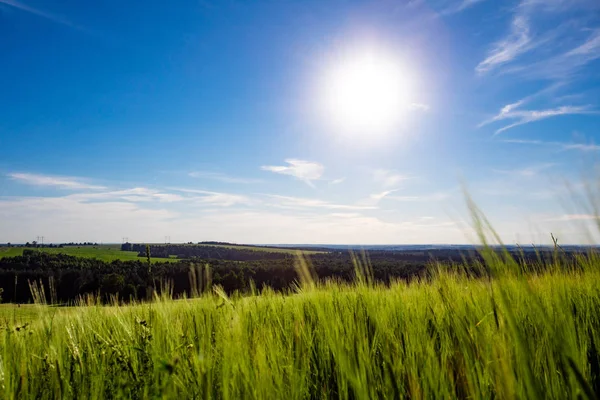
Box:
<box><xmin>1</xmin><ymin>255</ymin><xmax>599</xmax><ymax>399</ymax></box>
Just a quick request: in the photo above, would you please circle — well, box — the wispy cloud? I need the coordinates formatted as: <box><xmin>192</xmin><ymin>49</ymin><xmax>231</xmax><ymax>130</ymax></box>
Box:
<box><xmin>412</xmin><ymin>0</ymin><xmax>488</xmax><ymax>15</ymax></box>
<box><xmin>373</xmin><ymin>169</ymin><xmax>410</xmax><ymax>188</ymax></box>
<box><xmin>453</xmin><ymin>0</ymin><xmax>487</xmax><ymax>13</ymax></box>
<box><xmin>8</xmin><ymin>173</ymin><xmax>106</xmax><ymax>190</ymax></box>
<box><xmin>517</xmin><ymin>28</ymin><xmax>600</xmax><ymax>80</ymax></box>
<box><xmin>480</xmin><ymin>100</ymin><xmax>596</xmax><ymax>134</ymax></box>
<box><xmin>329</xmin><ymin>177</ymin><xmax>346</xmax><ymax>185</ymax></box>
<box><xmin>188</xmin><ymin>171</ymin><xmax>263</xmax><ymax>184</ymax></box>
<box><xmin>328</xmin><ymin>212</ymin><xmax>364</xmax><ymax>218</ymax></box>
<box><xmin>0</xmin><ymin>0</ymin><xmax>82</xmax><ymax>30</ymax></box>
<box><xmin>388</xmin><ymin>192</ymin><xmax>451</xmax><ymax>202</ymax></box>
<box><xmin>493</xmin><ymin>163</ymin><xmax>556</xmax><ymax>177</ymax></box>
<box><xmin>358</xmin><ymin>189</ymin><xmax>399</xmax><ymax>207</ymax></box>
<box><xmin>266</xmin><ymin>195</ymin><xmax>377</xmax><ymax>211</ymax></box>
<box><xmin>68</xmin><ymin>187</ymin><xmax>185</xmax><ymax>203</ymax></box>
<box><xmin>544</xmin><ymin>213</ymin><xmax>598</xmax><ymax>222</ymax></box>
<box><xmin>69</xmin><ymin>186</ymin><xmax>255</xmax><ymax>207</ymax></box>
<box><xmin>170</xmin><ymin>188</ymin><xmax>255</xmax><ymax>207</ymax></box>
<box><xmin>476</xmin><ymin>16</ymin><xmax>532</xmax><ymax>75</ymax></box>
<box><xmin>565</xmin><ymin>29</ymin><xmax>600</xmax><ymax>57</ymax></box>
<box><xmin>476</xmin><ymin>0</ymin><xmax>600</xmax><ymax>78</ymax></box>
<box><xmin>563</xmin><ymin>143</ymin><xmax>600</xmax><ymax>151</ymax></box>
<box><xmin>261</xmin><ymin>159</ymin><xmax>324</xmax><ymax>187</ymax></box>
<box><xmin>409</xmin><ymin>103</ymin><xmax>430</xmax><ymax>111</ymax></box>
<box><xmin>500</xmin><ymin>138</ymin><xmax>600</xmax><ymax>151</ymax></box>
<box><xmin>0</xmin><ymin>194</ymin><xmax>463</xmax><ymax>244</ymax></box>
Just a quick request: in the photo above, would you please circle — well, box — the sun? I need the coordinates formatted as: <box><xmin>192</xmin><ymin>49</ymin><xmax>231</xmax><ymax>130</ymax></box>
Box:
<box><xmin>321</xmin><ymin>48</ymin><xmax>413</xmax><ymax>136</ymax></box>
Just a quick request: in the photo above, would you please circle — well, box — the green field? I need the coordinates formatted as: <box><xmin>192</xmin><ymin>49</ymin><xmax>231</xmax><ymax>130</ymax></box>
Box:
<box><xmin>0</xmin><ymin>246</ymin><xmax>177</xmax><ymax>263</ymax></box>
<box><xmin>1</xmin><ymin>251</ymin><xmax>599</xmax><ymax>399</ymax></box>
<box><xmin>0</xmin><ymin>244</ymin><xmax>322</xmax><ymax>262</ymax></box>
<box><xmin>0</xmin><ymin>304</ymin><xmax>46</xmax><ymax>325</ymax></box>
<box><xmin>195</xmin><ymin>243</ymin><xmax>325</xmax><ymax>254</ymax></box>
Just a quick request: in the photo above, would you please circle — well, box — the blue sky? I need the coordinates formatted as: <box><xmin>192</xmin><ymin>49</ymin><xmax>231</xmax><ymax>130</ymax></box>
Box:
<box><xmin>1</xmin><ymin>0</ymin><xmax>599</xmax><ymax>244</ymax></box>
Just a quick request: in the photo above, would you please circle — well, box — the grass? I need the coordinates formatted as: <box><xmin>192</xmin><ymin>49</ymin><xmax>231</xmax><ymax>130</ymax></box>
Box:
<box><xmin>0</xmin><ymin>246</ymin><xmax>177</xmax><ymax>263</ymax></box>
<box><xmin>0</xmin><ymin>254</ymin><xmax>599</xmax><ymax>399</ymax></box>
<box><xmin>0</xmin><ymin>304</ymin><xmax>46</xmax><ymax>325</ymax></box>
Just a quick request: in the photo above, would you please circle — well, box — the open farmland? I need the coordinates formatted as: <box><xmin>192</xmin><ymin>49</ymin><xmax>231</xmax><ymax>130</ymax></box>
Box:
<box><xmin>195</xmin><ymin>243</ymin><xmax>325</xmax><ymax>254</ymax></box>
<box><xmin>0</xmin><ymin>246</ymin><xmax>177</xmax><ymax>263</ymax></box>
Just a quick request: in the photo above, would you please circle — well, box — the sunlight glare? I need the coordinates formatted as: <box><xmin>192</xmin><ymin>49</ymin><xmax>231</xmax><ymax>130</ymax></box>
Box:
<box><xmin>322</xmin><ymin>48</ymin><xmax>413</xmax><ymax>137</ymax></box>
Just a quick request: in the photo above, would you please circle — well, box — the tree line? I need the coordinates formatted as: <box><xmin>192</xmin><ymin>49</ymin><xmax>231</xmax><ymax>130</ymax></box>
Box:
<box><xmin>0</xmin><ymin>246</ymin><xmax>580</xmax><ymax>304</ymax></box>
<box><xmin>121</xmin><ymin>243</ymin><xmax>293</xmax><ymax>261</ymax></box>
<box><xmin>0</xmin><ymin>250</ymin><xmax>432</xmax><ymax>304</ymax></box>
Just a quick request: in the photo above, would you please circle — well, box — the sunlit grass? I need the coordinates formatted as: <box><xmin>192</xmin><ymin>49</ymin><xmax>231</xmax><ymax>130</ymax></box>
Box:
<box><xmin>0</xmin><ymin>255</ymin><xmax>599</xmax><ymax>398</ymax></box>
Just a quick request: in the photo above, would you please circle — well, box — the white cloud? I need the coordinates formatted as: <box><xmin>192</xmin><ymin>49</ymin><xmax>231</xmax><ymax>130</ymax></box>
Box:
<box><xmin>67</xmin><ymin>188</ymin><xmax>184</xmax><ymax>203</ymax></box>
<box><xmin>330</xmin><ymin>177</ymin><xmax>346</xmax><ymax>185</ymax></box>
<box><xmin>562</xmin><ymin>143</ymin><xmax>600</xmax><ymax>151</ymax></box>
<box><xmin>373</xmin><ymin>169</ymin><xmax>410</xmax><ymax>188</ymax></box>
<box><xmin>170</xmin><ymin>188</ymin><xmax>256</xmax><ymax>207</ymax></box>
<box><xmin>188</xmin><ymin>171</ymin><xmax>263</xmax><ymax>184</ymax></box>
<box><xmin>261</xmin><ymin>159</ymin><xmax>324</xmax><ymax>187</ymax></box>
<box><xmin>518</xmin><ymin>29</ymin><xmax>600</xmax><ymax>80</ymax></box>
<box><xmin>358</xmin><ymin>190</ymin><xmax>399</xmax><ymax>207</ymax></box>
<box><xmin>65</xmin><ymin>186</ymin><xmax>254</xmax><ymax>207</ymax></box>
<box><xmin>500</xmin><ymin>138</ymin><xmax>600</xmax><ymax>151</ymax></box>
<box><xmin>0</xmin><ymin>188</ymin><xmax>595</xmax><ymax>244</ymax></box>
<box><xmin>540</xmin><ymin>213</ymin><xmax>598</xmax><ymax>222</ymax></box>
<box><xmin>388</xmin><ymin>192</ymin><xmax>451</xmax><ymax>202</ymax></box>
<box><xmin>409</xmin><ymin>103</ymin><xmax>430</xmax><ymax>111</ymax></box>
<box><xmin>453</xmin><ymin>0</ymin><xmax>487</xmax><ymax>12</ymax></box>
<box><xmin>475</xmin><ymin>1</ymin><xmax>600</xmax><ymax>78</ymax></box>
<box><xmin>476</xmin><ymin>16</ymin><xmax>532</xmax><ymax>75</ymax></box>
<box><xmin>480</xmin><ymin>101</ymin><xmax>596</xmax><ymax>134</ymax></box>
<box><xmin>0</xmin><ymin>194</ymin><xmax>465</xmax><ymax>244</ymax></box>
<box><xmin>0</xmin><ymin>0</ymin><xmax>79</xmax><ymax>28</ymax></box>
<box><xmin>493</xmin><ymin>163</ymin><xmax>556</xmax><ymax>177</ymax></box>
<box><xmin>266</xmin><ymin>194</ymin><xmax>377</xmax><ymax>211</ymax></box>
<box><xmin>329</xmin><ymin>212</ymin><xmax>364</xmax><ymax>218</ymax></box>
<box><xmin>499</xmin><ymin>139</ymin><xmax>547</xmax><ymax>145</ymax></box>
<box><xmin>565</xmin><ymin>29</ymin><xmax>600</xmax><ymax>57</ymax></box>
<box><xmin>8</xmin><ymin>173</ymin><xmax>107</xmax><ymax>190</ymax></box>
<box><xmin>411</xmin><ymin>0</ymin><xmax>488</xmax><ymax>15</ymax></box>
<box><xmin>0</xmin><ymin>196</ymin><xmax>178</xmax><ymax>243</ymax></box>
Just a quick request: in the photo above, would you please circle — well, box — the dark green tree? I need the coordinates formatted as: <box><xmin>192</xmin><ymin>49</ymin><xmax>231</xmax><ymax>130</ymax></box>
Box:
<box><xmin>100</xmin><ymin>273</ymin><xmax>125</xmax><ymax>296</ymax></box>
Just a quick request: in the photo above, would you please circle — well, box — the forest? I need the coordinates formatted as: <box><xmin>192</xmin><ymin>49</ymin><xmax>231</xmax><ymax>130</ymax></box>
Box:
<box><xmin>0</xmin><ymin>245</ymin><xmax>572</xmax><ymax>304</ymax></box>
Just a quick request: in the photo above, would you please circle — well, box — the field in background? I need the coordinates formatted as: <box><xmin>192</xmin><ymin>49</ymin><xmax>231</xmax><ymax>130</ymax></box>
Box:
<box><xmin>0</xmin><ymin>304</ymin><xmax>46</xmax><ymax>325</ymax></box>
<box><xmin>0</xmin><ymin>243</ymin><xmax>323</xmax><ymax>262</ymax></box>
<box><xmin>0</xmin><ymin>246</ymin><xmax>177</xmax><ymax>263</ymax></box>
<box><xmin>194</xmin><ymin>243</ymin><xmax>325</xmax><ymax>254</ymax></box>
